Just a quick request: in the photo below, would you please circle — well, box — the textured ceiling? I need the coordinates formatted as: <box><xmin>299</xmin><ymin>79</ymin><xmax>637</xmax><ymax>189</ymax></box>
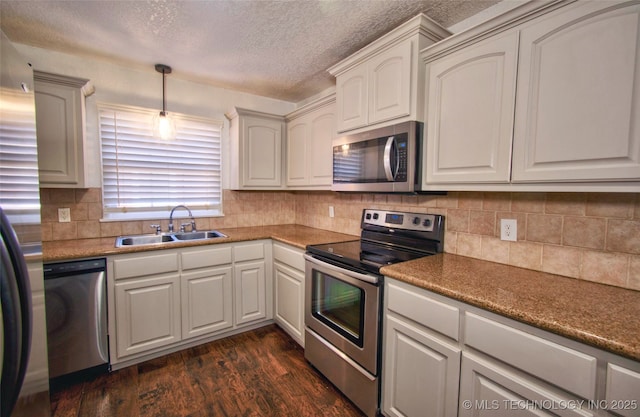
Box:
<box><xmin>0</xmin><ymin>0</ymin><xmax>499</xmax><ymax>102</ymax></box>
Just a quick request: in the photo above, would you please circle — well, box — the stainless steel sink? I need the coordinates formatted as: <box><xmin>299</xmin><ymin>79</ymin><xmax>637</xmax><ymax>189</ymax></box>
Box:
<box><xmin>116</xmin><ymin>234</ymin><xmax>176</xmax><ymax>247</ymax></box>
<box><xmin>172</xmin><ymin>230</ymin><xmax>227</xmax><ymax>240</ymax></box>
<box><xmin>115</xmin><ymin>230</ymin><xmax>226</xmax><ymax>247</ymax></box>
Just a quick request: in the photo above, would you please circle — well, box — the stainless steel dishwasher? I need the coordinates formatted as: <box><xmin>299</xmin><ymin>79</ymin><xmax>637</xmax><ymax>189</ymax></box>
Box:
<box><xmin>44</xmin><ymin>258</ymin><xmax>109</xmax><ymax>379</ymax></box>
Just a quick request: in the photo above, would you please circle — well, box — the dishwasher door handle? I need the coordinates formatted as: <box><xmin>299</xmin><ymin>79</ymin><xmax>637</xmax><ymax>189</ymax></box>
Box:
<box><xmin>94</xmin><ymin>270</ymin><xmax>109</xmax><ymax>363</ymax></box>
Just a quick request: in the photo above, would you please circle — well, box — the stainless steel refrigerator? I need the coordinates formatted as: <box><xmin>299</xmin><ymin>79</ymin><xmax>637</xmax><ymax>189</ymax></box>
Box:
<box><xmin>1</xmin><ymin>30</ymin><xmax>51</xmax><ymax>417</ymax></box>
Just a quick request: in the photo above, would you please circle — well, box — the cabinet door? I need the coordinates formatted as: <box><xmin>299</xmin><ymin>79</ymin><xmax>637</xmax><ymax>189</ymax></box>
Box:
<box><xmin>286</xmin><ymin>119</ymin><xmax>309</xmax><ymax>186</ymax></box>
<box><xmin>369</xmin><ymin>40</ymin><xmax>412</xmax><ymax>125</ymax></box>
<box><xmin>459</xmin><ymin>353</ymin><xmax>594</xmax><ymax>417</ymax></box>
<box><xmin>336</xmin><ymin>65</ymin><xmax>368</xmax><ymax>132</ymax></box>
<box><xmin>181</xmin><ymin>266</ymin><xmax>233</xmax><ymax>339</ymax></box>
<box><xmin>308</xmin><ymin>109</ymin><xmax>335</xmax><ymax>186</ymax></box>
<box><xmin>274</xmin><ymin>262</ymin><xmax>304</xmax><ymax>345</ymax></box>
<box><xmin>242</xmin><ymin>115</ymin><xmax>283</xmax><ymax>187</ymax></box>
<box><xmin>606</xmin><ymin>364</ymin><xmax>640</xmax><ymax>417</ymax></box>
<box><xmin>234</xmin><ymin>260</ymin><xmax>267</xmax><ymax>325</ymax></box>
<box><xmin>424</xmin><ymin>31</ymin><xmax>518</xmax><ymax>184</ymax></box>
<box><xmin>34</xmin><ymin>79</ymin><xmax>86</xmax><ymax>187</ymax></box>
<box><xmin>383</xmin><ymin>314</ymin><xmax>461</xmax><ymax>417</ymax></box>
<box><xmin>512</xmin><ymin>1</ymin><xmax>640</xmax><ymax>182</ymax></box>
<box><xmin>114</xmin><ymin>274</ymin><xmax>181</xmax><ymax>358</ymax></box>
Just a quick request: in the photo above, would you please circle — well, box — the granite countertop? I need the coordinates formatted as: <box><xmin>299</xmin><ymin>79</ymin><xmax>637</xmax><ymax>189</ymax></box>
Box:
<box><xmin>41</xmin><ymin>224</ymin><xmax>358</xmax><ymax>262</ymax></box>
<box><xmin>43</xmin><ymin>226</ymin><xmax>640</xmax><ymax>362</ymax></box>
<box><xmin>380</xmin><ymin>253</ymin><xmax>640</xmax><ymax>362</ymax></box>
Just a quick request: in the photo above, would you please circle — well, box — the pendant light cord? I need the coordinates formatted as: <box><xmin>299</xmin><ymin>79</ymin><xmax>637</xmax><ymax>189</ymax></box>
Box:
<box><xmin>155</xmin><ymin>64</ymin><xmax>172</xmax><ymax>116</ymax></box>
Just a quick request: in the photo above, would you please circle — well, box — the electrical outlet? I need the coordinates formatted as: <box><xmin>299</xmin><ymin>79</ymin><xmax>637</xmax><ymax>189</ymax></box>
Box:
<box><xmin>329</xmin><ymin>206</ymin><xmax>335</xmax><ymax>218</ymax></box>
<box><xmin>58</xmin><ymin>208</ymin><xmax>71</xmax><ymax>223</ymax></box>
<box><xmin>500</xmin><ymin>219</ymin><xmax>517</xmax><ymax>241</ymax></box>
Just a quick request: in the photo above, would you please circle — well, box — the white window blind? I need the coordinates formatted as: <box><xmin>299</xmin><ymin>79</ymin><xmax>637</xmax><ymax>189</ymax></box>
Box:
<box><xmin>99</xmin><ymin>104</ymin><xmax>222</xmax><ymax>219</ymax></box>
<box><xmin>0</xmin><ymin>88</ymin><xmax>41</xmax><ymax>224</ymax></box>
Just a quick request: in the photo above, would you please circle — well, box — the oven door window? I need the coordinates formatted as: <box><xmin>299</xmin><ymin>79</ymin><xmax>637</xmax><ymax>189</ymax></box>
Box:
<box><xmin>311</xmin><ymin>269</ymin><xmax>365</xmax><ymax>347</ymax></box>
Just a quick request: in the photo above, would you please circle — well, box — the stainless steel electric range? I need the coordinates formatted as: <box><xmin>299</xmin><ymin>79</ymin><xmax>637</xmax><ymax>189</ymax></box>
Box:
<box><xmin>304</xmin><ymin>209</ymin><xmax>445</xmax><ymax>417</ymax></box>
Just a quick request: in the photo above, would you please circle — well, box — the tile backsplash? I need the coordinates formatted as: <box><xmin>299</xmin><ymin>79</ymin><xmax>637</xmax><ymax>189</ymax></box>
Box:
<box><xmin>40</xmin><ymin>188</ymin><xmax>639</xmax><ymax>291</ymax></box>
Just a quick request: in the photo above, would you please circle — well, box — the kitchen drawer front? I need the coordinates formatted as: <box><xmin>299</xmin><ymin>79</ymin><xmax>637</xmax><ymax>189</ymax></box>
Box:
<box><xmin>464</xmin><ymin>312</ymin><xmax>597</xmax><ymax>400</ymax></box>
<box><xmin>234</xmin><ymin>242</ymin><xmax>265</xmax><ymax>262</ymax></box>
<box><xmin>460</xmin><ymin>352</ymin><xmax>595</xmax><ymax>417</ymax></box>
<box><xmin>181</xmin><ymin>246</ymin><xmax>232</xmax><ymax>271</ymax></box>
<box><xmin>386</xmin><ymin>280</ymin><xmax>459</xmax><ymax>341</ymax></box>
<box><xmin>273</xmin><ymin>243</ymin><xmax>304</xmax><ymax>271</ymax></box>
<box><xmin>606</xmin><ymin>364</ymin><xmax>640</xmax><ymax>417</ymax></box>
<box><xmin>113</xmin><ymin>252</ymin><xmax>179</xmax><ymax>280</ymax></box>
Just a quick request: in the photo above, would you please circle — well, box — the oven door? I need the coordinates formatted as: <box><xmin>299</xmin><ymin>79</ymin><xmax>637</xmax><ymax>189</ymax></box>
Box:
<box><xmin>304</xmin><ymin>254</ymin><xmax>381</xmax><ymax>375</ymax></box>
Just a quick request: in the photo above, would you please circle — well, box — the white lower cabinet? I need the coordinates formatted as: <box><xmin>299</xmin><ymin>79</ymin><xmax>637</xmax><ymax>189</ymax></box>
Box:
<box><xmin>382</xmin><ymin>278</ymin><xmax>640</xmax><ymax>417</ymax></box>
<box><xmin>108</xmin><ymin>240</ymin><xmax>272</xmax><ymax>367</ymax></box>
<box><xmin>383</xmin><ymin>279</ymin><xmax>461</xmax><ymax>417</ymax></box>
<box><xmin>233</xmin><ymin>241</ymin><xmax>272</xmax><ymax>326</ymax></box>
<box><xmin>181</xmin><ymin>246</ymin><xmax>233</xmax><ymax>339</ymax></box>
<box><xmin>181</xmin><ymin>266</ymin><xmax>232</xmax><ymax>339</ymax></box>
<box><xmin>383</xmin><ymin>314</ymin><xmax>461</xmax><ymax>417</ymax></box>
<box><xmin>459</xmin><ymin>353</ymin><xmax>594</xmax><ymax>417</ymax></box>
<box><xmin>234</xmin><ymin>260</ymin><xmax>267</xmax><ymax>325</ymax></box>
<box><xmin>605</xmin><ymin>364</ymin><xmax>640</xmax><ymax>417</ymax></box>
<box><xmin>115</xmin><ymin>273</ymin><xmax>182</xmax><ymax>358</ymax></box>
<box><xmin>272</xmin><ymin>242</ymin><xmax>305</xmax><ymax>346</ymax></box>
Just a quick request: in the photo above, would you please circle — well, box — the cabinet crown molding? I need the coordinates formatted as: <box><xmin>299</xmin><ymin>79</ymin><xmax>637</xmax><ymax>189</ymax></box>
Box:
<box><xmin>224</xmin><ymin>106</ymin><xmax>285</xmax><ymax>122</ymax></box>
<box><xmin>328</xmin><ymin>13</ymin><xmax>451</xmax><ymax>76</ymax></box>
<box><xmin>285</xmin><ymin>93</ymin><xmax>335</xmax><ymax>121</ymax></box>
<box><xmin>420</xmin><ymin>0</ymin><xmax>570</xmax><ymax>63</ymax></box>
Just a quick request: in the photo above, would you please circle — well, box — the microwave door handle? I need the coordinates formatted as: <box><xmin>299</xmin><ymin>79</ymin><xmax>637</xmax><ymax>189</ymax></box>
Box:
<box><xmin>383</xmin><ymin>136</ymin><xmax>398</xmax><ymax>181</ymax></box>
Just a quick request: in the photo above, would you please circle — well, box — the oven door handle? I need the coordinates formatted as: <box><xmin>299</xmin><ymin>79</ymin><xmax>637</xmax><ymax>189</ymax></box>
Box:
<box><xmin>304</xmin><ymin>253</ymin><xmax>380</xmax><ymax>285</ymax></box>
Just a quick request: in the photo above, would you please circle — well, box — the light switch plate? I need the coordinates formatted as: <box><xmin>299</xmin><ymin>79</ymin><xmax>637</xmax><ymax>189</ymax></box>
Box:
<box><xmin>58</xmin><ymin>208</ymin><xmax>71</xmax><ymax>223</ymax></box>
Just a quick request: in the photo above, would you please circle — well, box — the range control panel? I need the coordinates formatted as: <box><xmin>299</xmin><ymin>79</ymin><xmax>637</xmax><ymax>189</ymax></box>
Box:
<box><xmin>362</xmin><ymin>209</ymin><xmax>437</xmax><ymax>232</ymax></box>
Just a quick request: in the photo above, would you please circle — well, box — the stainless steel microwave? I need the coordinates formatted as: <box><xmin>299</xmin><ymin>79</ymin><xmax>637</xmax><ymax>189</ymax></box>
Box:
<box><xmin>332</xmin><ymin>121</ymin><xmax>422</xmax><ymax>193</ymax></box>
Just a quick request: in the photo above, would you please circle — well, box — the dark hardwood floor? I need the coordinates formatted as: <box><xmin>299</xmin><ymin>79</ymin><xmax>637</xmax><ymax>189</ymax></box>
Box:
<box><xmin>50</xmin><ymin>325</ymin><xmax>366</xmax><ymax>417</ymax></box>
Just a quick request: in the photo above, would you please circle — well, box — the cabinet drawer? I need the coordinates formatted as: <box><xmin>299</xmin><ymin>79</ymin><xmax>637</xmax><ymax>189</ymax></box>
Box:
<box><xmin>386</xmin><ymin>280</ymin><xmax>459</xmax><ymax>341</ymax></box>
<box><xmin>273</xmin><ymin>243</ymin><xmax>304</xmax><ymax>271</ymax></box>
<box><xmin>464</xmin><ymin>312</ymin><xmax>597</xmax><ymax>400</ymax></box>
<box><xmin>234</xmin><ymin>242</ymin><xmax>265</xmax><ymax>262</ymax></box>
<box><xmin>606</xmin><ymin>364</ymin><xmax>640</xmax><ymax>417</ymax></box>
<box><xmin>181</xmin><ymin>246</ymin><xmax>232</xmax><ymax>271</ymax></box>
<box><xmin>113</xmin><ymin>253</ymin><xmax>179</xmax><ymax>280</ymax></box>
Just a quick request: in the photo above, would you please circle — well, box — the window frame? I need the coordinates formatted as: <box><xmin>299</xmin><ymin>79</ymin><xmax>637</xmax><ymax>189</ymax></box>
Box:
<box><xmin>98</xmin><ymin>103</ymin><xmax>224</xmax><ymax>221</ymax></box>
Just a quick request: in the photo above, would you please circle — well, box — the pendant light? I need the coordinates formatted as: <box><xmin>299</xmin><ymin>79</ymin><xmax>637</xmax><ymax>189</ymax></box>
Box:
<box><xmin>153</xmin><ymin>63</ymin><xmax>176</xmax><ymax>140</ymax></box>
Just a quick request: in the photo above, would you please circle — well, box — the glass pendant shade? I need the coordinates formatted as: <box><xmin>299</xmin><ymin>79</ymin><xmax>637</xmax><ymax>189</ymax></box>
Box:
<box><xmin>153</xmin><ymin>111</ymin><xmax>176</xmax><ymax>140</ymax></box>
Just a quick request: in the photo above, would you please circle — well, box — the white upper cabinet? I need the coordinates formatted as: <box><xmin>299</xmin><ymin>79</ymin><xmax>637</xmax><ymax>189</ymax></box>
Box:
<box><xmin>512</xmin><ymin>1</ymin><xmax>640</xmax><ymax>183</ymax></box>
<box><xmin>421</xmin><ymin>0</ymin><xmax>640</xmax><ymax>191</ymax></box>
<box><xmin>34</xmin><ymin>71</ymin><xmax>93</xmax><ymax>188</ymax></box>
<box><xmin>330</xmin><ymin>14</ymin><xmax>450</xmax><ymax>134</ymax></box>
<box><xmin>336</xmin><ymin>65</ymin><xmax>369</xmax><ymax>132</ymax></box>
<box><xmin>368</xmin><ymin>40</ymin><xmax>413</xmax><ymax>125</ymax></box>
<box><xmin>425</xmin><ymin>31</ymin><xmax>518</xmax><ymax>184</ymax></box>
<box><xmin>226</xmin><ymin>107</ymin><xmax>285</xmax><ymax>190</ymax></box>
<box><xmin>285</xmin><ymin>95</ymin><xmax>335</xmax><ymax>188</ymax></box>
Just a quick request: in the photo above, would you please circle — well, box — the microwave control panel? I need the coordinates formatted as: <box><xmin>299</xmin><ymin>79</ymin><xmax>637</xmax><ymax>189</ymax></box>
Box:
<box><xmin>394</xmin><ymin>135</ymin><xmax>408</xmax><ymax>181</ymax></box>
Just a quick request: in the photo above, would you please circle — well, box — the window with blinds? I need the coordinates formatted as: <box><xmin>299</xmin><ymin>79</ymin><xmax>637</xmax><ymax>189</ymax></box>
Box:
<box><xmin>0</xmin><ymin>88</ymin><xmax>41</xmax><ymax>225</ymax></box>
<box><xmin>99</xmin><ymin>104</ymin><xmax>223</xmax><ymax>220</ymax></box>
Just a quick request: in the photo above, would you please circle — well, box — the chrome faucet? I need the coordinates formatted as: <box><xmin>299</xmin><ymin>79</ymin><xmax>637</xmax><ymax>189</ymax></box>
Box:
<box><xmin>168</xmin><ymin>205</ymin><xmax>196</xmax><ymax>233</ymax></box>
